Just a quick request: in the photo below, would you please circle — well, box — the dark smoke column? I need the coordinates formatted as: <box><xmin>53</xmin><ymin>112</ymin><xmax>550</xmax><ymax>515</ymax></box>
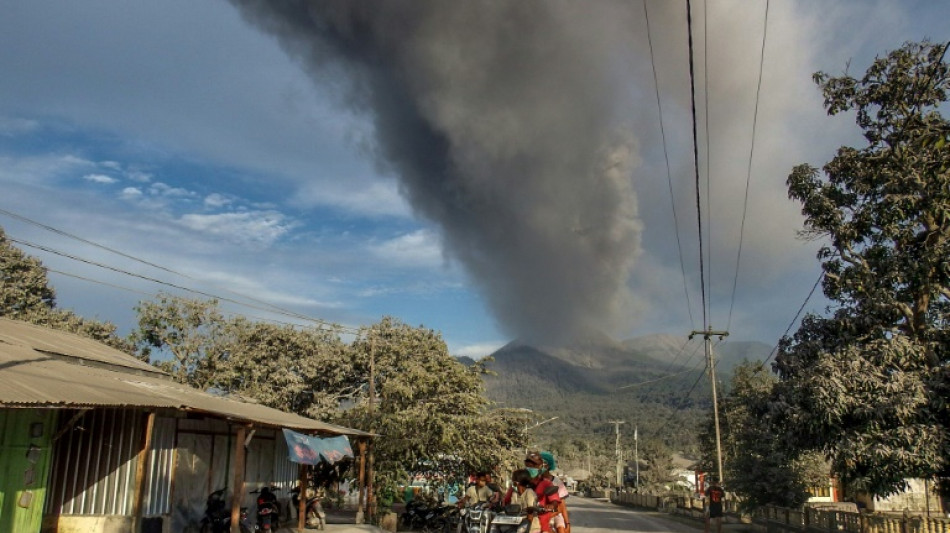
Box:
<box><xmin>230</xmin><ymin>0</ymin><xmax>643</xmax><ymax>344</ymax></box>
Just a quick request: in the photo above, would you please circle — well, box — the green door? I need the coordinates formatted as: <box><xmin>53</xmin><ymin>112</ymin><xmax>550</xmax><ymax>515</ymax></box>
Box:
<box><xmin>0</xmin><ymin>409</ymin><xmax>56</xmax><ymax>533</ymax></box>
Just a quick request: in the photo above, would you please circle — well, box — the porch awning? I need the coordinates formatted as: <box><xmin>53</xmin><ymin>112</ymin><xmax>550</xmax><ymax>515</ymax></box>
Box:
<box><xmin>283</xmin><ymin>428</ymin><xmax>354</xmax><ymax>465</ymax></box>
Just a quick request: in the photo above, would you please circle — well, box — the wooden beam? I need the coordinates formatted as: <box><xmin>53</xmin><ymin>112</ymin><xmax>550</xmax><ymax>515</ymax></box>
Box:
<box><xmin>298</xmin><ymin>463</ymin><xmax>308</xmax><ymax>529</ymax></box>
<box><xmin>132</xmin><ymin>411</ymin><xmax>156</xmax><ymax>531</ymax></box>
<box><xmin>231</xmin><ymin>425</ymin><xmax>248</xmax><ymax>533</ymax></box>
<box><xmin>356</xmin><ymin>439</ymin><xmax>367</xmax><ymax>524</ymax></box>
<box><xmin>367</xmin><ymin>440</ymin><xmax>376</xmax><ymax>522</ymax></box>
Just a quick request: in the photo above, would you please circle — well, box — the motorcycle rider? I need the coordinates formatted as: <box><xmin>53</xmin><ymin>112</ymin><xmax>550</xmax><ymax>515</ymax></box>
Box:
<box><xmin>511</xmin><ymin>469</ymin><xmax>541</xmax><ymax>533</ymax></box>
<box><xmin>539</xmin><ymin>451</ymin><xmax>570</xmax><ymax>533</ymax></box>
<box><xmin>524</xmin><ymin>452</ymin><xmax>561</xmax><ymax>533</ymax></box>
<box><xmin>459</xmin><ymin>472</ymin><xmax>495</xmax><ymax>507</ymax></box>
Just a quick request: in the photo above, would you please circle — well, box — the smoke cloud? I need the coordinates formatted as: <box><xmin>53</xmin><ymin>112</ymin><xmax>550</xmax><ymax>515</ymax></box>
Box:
<box><xmin>229</xmin><ymin>0</ymin><xmax>647</xmax><ymax>343</ymax></box>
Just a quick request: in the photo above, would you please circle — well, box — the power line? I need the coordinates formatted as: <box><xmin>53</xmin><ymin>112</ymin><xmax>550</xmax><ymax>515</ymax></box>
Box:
<box><xmin>702</xmin><ymin>0</ymin><xmax>712</xmax><ymax>326</ymax></box>
<box><xmin>0</xmin><ymin>207</ymin><xmax>184</xmax><ymax>277</ymax></box>
<box><xmin>727</xmin><ymin>0</ymin><xmax>771</xmax><ymax>332</ymax></box>
<box><xmin>686</xmin><ymin>0</ymin><xmax>709</xmax><ymax>329</ymax></box>
<box><xmin>618</xmin><ymin>339</ymin><xmax>703</xmax><ymax>391</ymax></box>
<box><xmin>8</xmin><ymin>236</ymin><xmax>356</xmax><ymax>333</ymax></box>
<box><xmin>682</xmin><ymin>355</ymin><xmax>709</xmax><ymax>400</ymax></box>
<box><xmin>0</xmin><ymin>208</ymin><xmax>318</xmax><ymax>321</ymax></box>
<box><xmin>47</xmin><ymin>268</ymin><xmax>320</xmax><ymax>329</ymax></box>
<box><xmin>643</xmin><ymin>0</ymin><xmax>695</xmax><ymax>330</ymax></box>
<box><xmin>762</xmin><ymin>271</ymin><xmax>824</xmax><ymax>367</ymax></box>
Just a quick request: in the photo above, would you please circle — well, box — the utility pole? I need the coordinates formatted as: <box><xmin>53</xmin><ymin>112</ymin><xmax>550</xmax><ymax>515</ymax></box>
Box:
<box><xmin>634</xmin><ymin>425</ymin><xmax>639</xmax><ymax>490</ymax></box>
<box><xmin>607</xmin><ymin>420</ymin><xmax>625</xmax><ymax>488</ymax></box>
<box><xmin>586</xmin><ymin>442</ymin><xmax>591</xmax><ymax>480</ymax></box>
<box><xmin>690</xmin><ymin>326</ymin><xmax>728</xmax><ymax>486</ymax></box>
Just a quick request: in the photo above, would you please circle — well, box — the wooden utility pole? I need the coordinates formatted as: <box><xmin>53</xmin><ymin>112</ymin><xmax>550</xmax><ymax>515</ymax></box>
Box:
<box><xmin>690</xmin><ymin>327</ymin><xmax>728</xmax><ymax>485</ymax></box>
<box><xmin>231</xmin><ymin>425</ymin><xmax>248</xmax><ymax>533</ymax></box>
<box><xmin>367</xmin><ymin>332</ymin><xmax>377</xmax><ymax>522</ymax></box>
<box><xmin>607</xmin><ymin>420</ymin><xmax>625</xmax><ymax>488</ymax></box>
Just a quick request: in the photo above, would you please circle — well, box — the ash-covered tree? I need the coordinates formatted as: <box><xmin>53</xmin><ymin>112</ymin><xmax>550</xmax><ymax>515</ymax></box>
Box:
<box><xmin>0</xmin><ymin>226</ymin><xmax>133</xmax><ymax>352</ymax></box>
<box><xmin>342</xmin><ymin>317</ymin><xmax>522</xmax><ymax>504</ymax></box>
<box><xmin>221</xmin><ymin>317</ymin><xmax>356</xmax><ymax>418</ymax></box>
<box><xmin>700</xmin><ymin>363</ymin><xmax>826</xmax><ymax>509</ymax></box>
<box><xmin>775</xmin><ymin>40</ymin><xmax>950</xmax><ymax>497</ymax></box>
<box><xmin>133</xmin><ymin>293</ymin><xmax>231</xmax><ymax>388</ymax></box>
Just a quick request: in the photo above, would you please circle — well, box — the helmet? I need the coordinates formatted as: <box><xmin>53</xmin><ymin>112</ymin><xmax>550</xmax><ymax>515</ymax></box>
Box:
<box><xmin>524</xmin><ymin>451</ymin><xmax>543</xmax><ymax>467</ymax></box>
<box><xmin>539</xmin><ymin>451</ymin><xmax>557</xmax><ymax>471</ymax></box>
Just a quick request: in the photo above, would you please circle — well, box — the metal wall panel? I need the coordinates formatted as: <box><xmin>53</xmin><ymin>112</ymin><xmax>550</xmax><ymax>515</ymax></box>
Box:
<box><xmin>142</xmin><ymin>416</ymin><xmax>176</xmax><ymax>516</ymax></box>
<box><xmin>45</xmin><ymin>408</ymin><xmax>143</xmax><ymax>516</ymax></box>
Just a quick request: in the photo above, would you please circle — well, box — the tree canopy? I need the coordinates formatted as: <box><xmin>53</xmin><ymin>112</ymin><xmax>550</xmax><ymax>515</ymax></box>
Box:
<box><xmin>776</xmin><ymin>40</ymin><xmax>950</xmax><ymax>496</ymax></box>
<box><xmin>132</xmin><ymin>295</ymin><xmax>524</xmax><ymax>501</ymax></box>
<box><xmin>0</xmin><ymin>226</ymin><xmax>133</xmax><ymax>352</ymax></box>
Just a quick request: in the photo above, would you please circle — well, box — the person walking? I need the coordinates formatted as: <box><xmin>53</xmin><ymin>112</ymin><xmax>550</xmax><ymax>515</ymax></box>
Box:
<box><xmin>704</xmin><ymin>477</ymin><xmax>725</xmax><ymax>533</ymax></box>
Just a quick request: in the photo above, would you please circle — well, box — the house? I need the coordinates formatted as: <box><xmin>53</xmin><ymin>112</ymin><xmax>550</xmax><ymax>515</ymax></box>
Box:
<box><xmin>0</xmin><ymin>318</ymin><xmax>372</xmax><ymax>533</ymax></box>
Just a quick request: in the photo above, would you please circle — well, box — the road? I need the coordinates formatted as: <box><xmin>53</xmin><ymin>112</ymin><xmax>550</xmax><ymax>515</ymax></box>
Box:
<box><xmin>567</xmin><ymin>497</ymin><xmax>701</xmax><ymax>533</ymax></box>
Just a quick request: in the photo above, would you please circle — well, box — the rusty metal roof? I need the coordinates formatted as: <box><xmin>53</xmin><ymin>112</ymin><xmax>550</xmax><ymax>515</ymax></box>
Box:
<box><xmin>0</xmin><ymin>318</ymin><xmax>371</xmax><ymax>437</ymax></box>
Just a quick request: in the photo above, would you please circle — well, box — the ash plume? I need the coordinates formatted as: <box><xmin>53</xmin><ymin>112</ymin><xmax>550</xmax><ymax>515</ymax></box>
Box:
<box><xmin>229</xmin><ymin>0</ymin><xmax>645</xmax><ymax>343</ymax></box>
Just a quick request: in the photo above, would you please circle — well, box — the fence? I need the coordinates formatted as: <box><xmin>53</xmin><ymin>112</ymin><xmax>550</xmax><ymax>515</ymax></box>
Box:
<box><xmin>754</xmin><ymin>506</ymin><xmax>950</xmax><ymax>533</ymax></box>
<box><xmin>610</xmin><ymin>492</ymin><xmax>950</xmax><ymax>533</ymax></box>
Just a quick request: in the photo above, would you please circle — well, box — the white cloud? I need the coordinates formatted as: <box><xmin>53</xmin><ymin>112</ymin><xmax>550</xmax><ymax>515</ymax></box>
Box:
<box><xmin>0</xmin><ymin>153</ymin><xmax>95</xmax><ymax>185</ymax></box>
<box><xmin>119</xmin><ymin>187</ymin><xmax>143</xmax><ymax>200</ymax></box>
<box><xmin>367</xmin><ymin>229</ymin><xmax>444</xmax><ymax>268</ymax></box>
<box><xmin>293</xmin><ymin>179</ymin><xmax>412</xmax><ymax>218</ymax></box>
<box><xmin>0</xmin><ymin>116</ymin><xmax>39</xmax><ymax>136</ymax></box>
<box><xmin>204</xmin><ymin>193</ymin><xmax>232</xmax><ymax>208</ymax></box>
<box><xmin>126</xmin><ymin>170</ymin><xmax>152</xmax><ymax>183</ymax></box>
<box><xmin>452</xmin><ymin>341</ymin><xmax>506</xmax><ymax>360</ymax></box>
<box><xmin>177</xmin><ymin>211</ymin><xmax>295</xmax><ymax>246</ymax></box>
<box><xmin>149</xmin><ymin>182</ymin><xmax>196</xmax><ymax>198</ymax></box>
<box><xmin>83</xmin><ymin>173</ymin><xmax>117</xmax><ymax>184</ymax></box>
<box><xmin>99</xmin><ymin>160</ymin><xmax>122</xmax><ymax>170</ymax></box>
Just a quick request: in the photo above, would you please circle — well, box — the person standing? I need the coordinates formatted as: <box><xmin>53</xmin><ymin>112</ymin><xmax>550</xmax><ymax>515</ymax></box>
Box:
<box><xmin>704</xmin><ymin>477</ymin><xmax>725</xmax><ymax>533</ymax></box>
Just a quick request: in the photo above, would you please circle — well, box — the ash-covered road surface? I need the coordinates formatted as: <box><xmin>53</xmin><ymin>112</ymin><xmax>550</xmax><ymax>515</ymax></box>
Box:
<box><xmin>568</xmin><ymin>497</ymin><xmax>702</xmax><ymax>533</ymax></box>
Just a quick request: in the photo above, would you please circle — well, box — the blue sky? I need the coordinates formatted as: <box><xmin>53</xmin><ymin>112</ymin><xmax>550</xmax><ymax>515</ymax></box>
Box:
<box><xmin>0</xmin><ymin>1</ymin><xmax>946</xmax><ymax>358</ymax></box>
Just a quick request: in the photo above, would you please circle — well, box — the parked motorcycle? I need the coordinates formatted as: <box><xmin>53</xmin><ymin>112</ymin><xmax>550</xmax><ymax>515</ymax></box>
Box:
<box><xmin>251</xmin><ymin>486</ymin><xmax>281</xmax><ymax>531</ymax></box>
<box><xmin>291</xmin><ymin>484</ymin><xmax>326</xmax><ymax>530</ymax></box>
<box><xmin>199</xmin><ymin>488</ymin><xmax>251</xmax><ymax>533</ymax></box>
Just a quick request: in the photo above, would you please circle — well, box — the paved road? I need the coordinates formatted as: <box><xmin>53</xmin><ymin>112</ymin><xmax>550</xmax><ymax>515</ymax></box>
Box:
<box><xmin>568</xmin><ymin>497</ymin><xmax>702</xmax><ymax>533</ymax></box>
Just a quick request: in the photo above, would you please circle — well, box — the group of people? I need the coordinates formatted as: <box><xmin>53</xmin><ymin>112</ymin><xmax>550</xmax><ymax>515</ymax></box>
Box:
<box><xmin>459</xmin><ymin>451</ymin><xmax>571</xmax><ymax>533</ymax></box>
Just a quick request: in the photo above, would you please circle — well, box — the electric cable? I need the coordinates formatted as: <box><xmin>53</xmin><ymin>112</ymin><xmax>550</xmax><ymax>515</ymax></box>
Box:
<box><xmin>686</xmin><ymin>0</ymin><xmax>709</xmax><ymax>330</ymax></box>
<box><xmin>761</xmin><ymin>271</ymin><xmax>824</xmax><ymax>367</ymax></box>
<box><xmin>727</xmin><ymin>0</ymin><xmax>771</xmax><ymax>332</ymax></box>
<box><xmin>47</xmin><ymin>268</ymin><xmax>325</xmax><ymax>329</ymax></box>
<box><xmin>703</xmin><ymin>0</ymin><xmax>712</xmax><ymax>325</ymax></box>
<box><xmin>8</xmin><ymin>236</ymin><xmax>355</xmax><ymax>333</ymax></box>
<box><xmin>643</xmin><ymin>0</ymin><xmax>695</xmax><ymax>330</ymax></box>
<box><xmin>0</xmin><ymin>207</ymin><xmax>317</xmax><ymax>320</ymax></box>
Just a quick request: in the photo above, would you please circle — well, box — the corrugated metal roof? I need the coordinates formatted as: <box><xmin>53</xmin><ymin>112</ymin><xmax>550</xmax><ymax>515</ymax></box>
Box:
<box><xmin>0</xmin><ymin>318</ymin><xmax>371</xmax><ymax>437</ymax></box>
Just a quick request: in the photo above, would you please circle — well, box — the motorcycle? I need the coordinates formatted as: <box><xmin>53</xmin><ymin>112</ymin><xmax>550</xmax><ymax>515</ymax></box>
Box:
<box><xmin>251</xmin><ymin>486</ymin><xmax>281</xmax><ymax>531</ymax></box>
<box><xmin>291</xmin><ymin>484</ymin><xmax>326</xmax><ymax>530</ymax></box>
<box><xmin>461</xmin><ymin>501</ymin><xmax>493</xmax><ymax>533</ymax></box>
<box><xmin>487</xmin><ymin>503</ymin><xmax>533</xmax><ymax>533</ymax></box>
<box><xmin>199</xmin><ymin>488</ymin><xmax>251</xmax><ymax>533</ymax></box>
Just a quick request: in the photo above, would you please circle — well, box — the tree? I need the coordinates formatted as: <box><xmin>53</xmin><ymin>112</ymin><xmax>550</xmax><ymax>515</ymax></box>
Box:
<box><xmin>775</xmin><ymin>40</ymin><xmax>950</xmax><ymax>496</ymax></box>
<box><xmin>0</xmin><ymin>226</ymin><xmax>133</xmax><ymax>352</ymax></box>
<box><xmin>133</xmin><ymin>293</ymin><xmax>231</xmax><ymax>388</ymax></box>
<box><xmin>341</xmin><ymin>317</ymin><xmax>522</xmax><ymax>503</ymax></box>
<box><xmin>700</xmin><ymin>363</ymin><xmax>826</xmax><ymax>509</ymax></box>
<box><xmin>221</xmin><ymin>318</ymin><xmax>357</xmax><ymax>418</ymax></box>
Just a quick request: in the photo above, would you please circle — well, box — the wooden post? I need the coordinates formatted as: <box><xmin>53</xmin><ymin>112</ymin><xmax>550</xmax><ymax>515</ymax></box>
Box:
<box><xmin>231</xmin><ymin>425</ymin><xmax>248</xmax><ymax>533</ymax></box>
<box><xmin>368</xmin><ymin>440</ymin><xmax>376</xmax><ymax>522</ymax></box>
<box><xmin>132</xmin><ymin>411</ymin><xmax>156</xmax><ymax>532</ymax></box>
<box><xmin>298</xmin><ymin>463</ymin><xmax>308</xmax><ymax>530</ymax></box>
<box><xmin>356</xmin><ymin>440</ymin><xmax>367</xmax><ymax>524</ymax></box>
